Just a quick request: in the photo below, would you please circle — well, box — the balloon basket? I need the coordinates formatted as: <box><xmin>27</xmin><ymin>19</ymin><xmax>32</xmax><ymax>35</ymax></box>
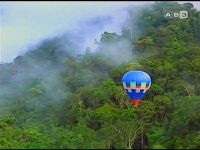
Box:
<box><xmin>132</xmin><ymin>99</ymin><xmax>140</xmax><ymax>107</ymax></box>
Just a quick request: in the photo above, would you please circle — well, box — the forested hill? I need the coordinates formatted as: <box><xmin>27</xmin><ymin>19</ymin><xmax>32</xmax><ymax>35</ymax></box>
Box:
<box><xmin>0</xmin><ymin>2</ymin><xmax>200</xmax><ymax>149</ymax></box>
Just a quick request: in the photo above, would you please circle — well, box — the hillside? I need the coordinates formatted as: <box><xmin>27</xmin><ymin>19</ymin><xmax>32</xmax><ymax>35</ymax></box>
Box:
<box><xmin>0</xmin><ymin>2</ymin><xmax>200</xmax><ymax>149</ymax></box>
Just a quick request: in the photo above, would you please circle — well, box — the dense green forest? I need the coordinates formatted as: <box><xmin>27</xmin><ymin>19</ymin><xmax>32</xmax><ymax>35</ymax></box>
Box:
<box><xmin>0</xmin><ymin>2</ymin><xmax>200</xmax><ymax>149</ymax></box>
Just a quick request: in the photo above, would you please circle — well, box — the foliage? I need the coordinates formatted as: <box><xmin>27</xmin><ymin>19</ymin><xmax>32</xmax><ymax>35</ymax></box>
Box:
<box><xmin>0</xmin><ymin>2</ymin><xmax>200</xmax><ymax>149</ymax></box>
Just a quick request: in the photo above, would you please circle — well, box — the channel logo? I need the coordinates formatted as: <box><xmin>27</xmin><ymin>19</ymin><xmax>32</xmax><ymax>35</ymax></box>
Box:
<box><xmin>164</xmin><ymin>10</ymin><xmax>188</xmax><ymax>19</ymax></box>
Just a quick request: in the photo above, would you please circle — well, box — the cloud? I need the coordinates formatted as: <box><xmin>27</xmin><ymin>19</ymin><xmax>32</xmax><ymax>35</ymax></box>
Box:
<box><xmin>0</xmin><ymin>2</ymin><xmax>153</xmax><ymax>63</ymax></box>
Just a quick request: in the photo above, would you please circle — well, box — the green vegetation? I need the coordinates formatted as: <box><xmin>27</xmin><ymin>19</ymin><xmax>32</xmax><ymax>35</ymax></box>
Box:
<box><xmin>0</xmin><ymin>2</ymin><xmax>200</xmax><ymax>149</ymax></box>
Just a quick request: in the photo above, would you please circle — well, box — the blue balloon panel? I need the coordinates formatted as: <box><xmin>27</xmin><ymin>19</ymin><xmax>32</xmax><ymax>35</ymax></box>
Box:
<box><xmin>122</xmin><ymin>70</ymin><xmax>151</xmax><ymax>100</ymax></box>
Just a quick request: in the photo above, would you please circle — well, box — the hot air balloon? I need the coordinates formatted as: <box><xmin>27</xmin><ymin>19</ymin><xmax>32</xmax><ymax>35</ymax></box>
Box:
<box><xmin>122</xmin><ymin>70</ymin><xmax>151</xmax><ymax>107</ymax></box>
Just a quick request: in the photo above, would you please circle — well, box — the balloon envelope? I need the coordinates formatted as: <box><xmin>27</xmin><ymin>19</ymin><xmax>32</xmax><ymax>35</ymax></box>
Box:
<box><xmin>122</xmin><ymin>70</ymin><xmax>151</xmax><ymax>105</ymax></box>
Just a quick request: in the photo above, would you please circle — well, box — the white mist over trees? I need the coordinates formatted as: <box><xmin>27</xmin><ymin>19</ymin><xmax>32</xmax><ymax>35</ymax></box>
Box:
<box><xmin>0</xmin><ymin>1</ymin><xmax>200</xmax><ymax>149</ymax></box>
<box><xmin>0</xmin><ymin>2</ymin><xmax>152</xmax><ymax>63</ymax></box>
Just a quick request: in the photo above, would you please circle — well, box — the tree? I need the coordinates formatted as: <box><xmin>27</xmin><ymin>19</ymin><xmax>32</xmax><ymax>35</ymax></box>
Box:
<box><xmin>29</xmin><ymin>88</ymin><xmax>43</xmax><ymax>112</ymax></box>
